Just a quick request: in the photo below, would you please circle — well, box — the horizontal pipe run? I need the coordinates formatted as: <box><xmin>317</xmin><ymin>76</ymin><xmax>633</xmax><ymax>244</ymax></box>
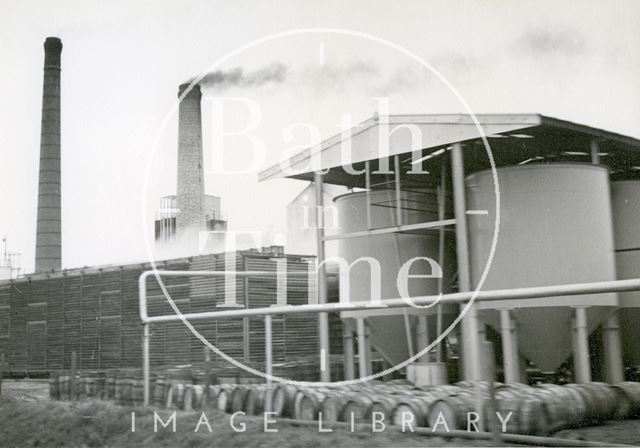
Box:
<box><xmin>140</xmin><ymin>270</ymin><xmax>640</xmax><ymax>324</ymax></box>
<box><xmin>322</xmin><ymin>219</ymin><xmax>457</xmax><ymax>241</ymax></box>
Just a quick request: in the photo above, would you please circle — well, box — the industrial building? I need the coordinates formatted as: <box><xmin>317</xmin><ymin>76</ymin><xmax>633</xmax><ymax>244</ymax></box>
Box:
<box><xmin>259</xmin><ymin>113</ymin><xmax>640</xmax><ymax>385</ymax></box>
<box><xmin>2</xmin><ymin>36</ymin><xmax>639</xmax><ymax>389</ymax></box>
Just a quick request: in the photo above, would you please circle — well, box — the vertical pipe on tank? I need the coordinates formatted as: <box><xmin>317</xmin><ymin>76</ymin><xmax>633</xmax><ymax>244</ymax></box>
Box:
<box><xmin>314</xmin><ymin>172</ymin><xmax>331</xmax><ymax>382</ymax></box>
<box><xmin>356</xmin><ymin>317</ymin><xmax>368</xmax><ymax>377</ymax></box>
<box><xmin>342</xmin><ymin>322</ymin><xmax>355</xmax><ymax>380</ymax></box>
<box><xmin>603</xmin><ymin>312</ymin><xmax>624</xmax><ymax>383</ymax></box>
<box><xmin>451</xmin><ymin>143</ymin><xmax>482</xmax><ymax>381</ymax></box>
<box><xmin>573</xmin><ymin>306</ymin><xmax>592</xmax><ymax>383</ymax></box>
<box><xmin>499</xmin><ymin>309</ymin><xmax>520</xmax><ymax>383</ymax></box>
<box><xmin>365</xmin><ymin>161</ymin><xmax>372</xmax><ymax>229</ymax></box>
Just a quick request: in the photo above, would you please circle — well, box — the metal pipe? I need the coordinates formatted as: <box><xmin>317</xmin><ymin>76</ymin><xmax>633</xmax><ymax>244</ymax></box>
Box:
<box><xmin>394</xmin><ymin>155</ymin><xmax>402</xmax><ymax>226</ymax></box>
<box><xmin>139</xmin><ymin>271</ymin><xmax>640</xmax><ymax>323</ymax></box>
<box><xmin>365</xmin><ymin>160</ymin><xmax>372</xmax><ymax>230</ymax></box>
<box><xmin>573</xmin><ymin>306</ymin><xmax>591</xmax><ymax>383</ymax></box>
<box><xmin>314</xmin><ymin>172</ymin><xmax>331</xmax><ymax>382</ymax></box>
<box><xmin>356</xmin><ymin>318</ymin><xmax>368</xmax><ymax>378</ymax></box>
<box><xmin>322</xmin><ymin>218</ymin><xmax>456</xmax><ymax>241</ymax></box>
<box><xmin>143</xmin><ymin>323</ymin><xmax>150</xmax><ymax>406</ymax></box>
<box><xmin>436</xmin><ymin>159</ymin><xmax>448</xmax><ymax>363</ymax></box>
<box><xmin>265</xmin><ymin>315</ymin><xmax>273</xmax><ymax>385</ymax></box>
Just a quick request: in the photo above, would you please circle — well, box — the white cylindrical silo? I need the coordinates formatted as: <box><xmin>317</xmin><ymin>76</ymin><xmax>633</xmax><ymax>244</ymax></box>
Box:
<box><xmin>611</xmin><ymin>181</ymin><xmax>640</xmax><ymax>366</ymax></box>
<box><xmin>466</xmin><ymin>163</ymin><xmax>618</xmax><ymax>373</ymax></box>
<box><xmin>334</xmin><ymin>189</ymin><xmax>456</xmax><ymax>366</ymax></box>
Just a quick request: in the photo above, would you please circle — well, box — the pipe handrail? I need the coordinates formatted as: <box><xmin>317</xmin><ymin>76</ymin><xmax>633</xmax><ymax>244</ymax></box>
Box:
<box><xmin>139</xmin><ymin>269</ymin><xmax>640</xmax><ymax>406</ymax></box>
<box><xmin>140</xmin><ymin>269</ymin><xmax>640</xmax><ymax>323</ymax></box>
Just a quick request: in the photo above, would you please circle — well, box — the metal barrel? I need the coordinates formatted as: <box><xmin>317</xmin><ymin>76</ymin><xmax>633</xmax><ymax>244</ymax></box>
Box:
<box><xmin>183</xmin><ymin>384</ymin><xmax>205</xmax><ymax>411</ymax></box>
<box><xmin>426</xmin><ymin>394</ymin><xmax>473</xmax><ymax>430</ymax></box>
<box><xmin>293</xmin><ymin>389</ymin><xmax>326</xmax><ymax>421</ymax></box>
<box><xmin>105</xmin><ymin>370</ymin><xmax>117</xmax><ymax>400</ymax></box>
<box><xmin>270</xmin><ymin>384</ymin><xmax>298</xmax><ymax>417</ymax></box>
<box><xmin>366</xmin><ymin>395</ymin><xmax>399</xmax><ymax>422</ymax></box>
<box><xmin>96</xmin><ymin>370</ymin><xmax>107</xmax><ymax>399</ymax></box>
<box><xmin>77</xmin><ymin>372</ymin><xmax>88</xmax><ymax>400</ymax></box>
<box><xmin>131</xmin><ymin>370</ymin><xmax>145</xmax><ymax>406</ymax></box>
<box><xmin>341</xmin><ymin>394</ymin><xmax>374</xmax><ymax>423</ymax></box>
<box><xmin>529</xmin><ymin>386</ymin><xmax>574</xmax><ymax>432</ymax></box>
<box><xmin>320</xmin><ymin>395</ymin><xmax>347</xmax><ymax>422</ymax></box>
<box><xmin>230</xmin><ymin>386</ymin><xmax>250</xmax><ymax>413</ymax></box>
<box><xmin>58</xmin><ymin>372</ymin><xmax>70</xmax><ymax>400</ymax></box>
<box><xmin>216</xmin><ymin>384</ymin><xmax>236</xmax><ymax>413</ymax></box>
<box><xmin>166</xmin><ymin>383</ymin><xmax>186</xmax><ymax>410</ymax></box>
<box><xmin>392</xmin><ymin>397</ymin><xmax>431</xmax><ymax>427</ymax></box>
<box><xmin>153</xmin><ymin>375</ymin><xmax>167</xmax><ymax>408</ymax></box>
<box><xmin>565</xmin><ymin>383</ymin><xmax>618</xmax><ymax>424</ymax></box>
<box><xmin>612</xmin><ymin>381</ymin><xmax>640</xmax><ymax>418</ymax></box>
<box><xmin>49</xmin><ymin>371</ymin><xmax>60</xmax><ymax>400</ymax></box>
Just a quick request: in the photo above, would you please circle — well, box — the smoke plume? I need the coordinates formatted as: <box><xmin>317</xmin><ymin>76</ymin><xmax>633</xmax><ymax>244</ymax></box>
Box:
<box><xmin>194</xmin><ymin>62</ymin><xmax>287</xmax><ymax>91</ymax></box>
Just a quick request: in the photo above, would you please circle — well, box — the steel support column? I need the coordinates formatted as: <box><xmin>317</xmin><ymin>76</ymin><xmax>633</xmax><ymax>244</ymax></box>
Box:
<box><xmin>451</xmin><ymin>143</ymin><xmax>483</xmax><ymax>381</ymax></box>
<box><xmin>573</xmin><ymin>306</ymin><xmax>591</xmax><ymax>383</ymax></box>
<box><xmin>417</xmin><ymin>315</ymin><xmax>430</xmax><ymax>362</ymax></box>
<box><xmin>356</xmin><ymin>317</ymin><xmax>368</xmax><ymax>378</ymax></box>
<box><xmin>603</xmin><ymin>311</ymin><xmax>624</xmax><ymax>383</ymax></box>
<box><xmin>342</xmin><ymin>322</ymin><xmax>355</xmax><ymax>380</ymax></box>
<box><xmin>499</xmin><ymin>309</ymin><xmax>520</xmax><ymax>383</ymax></box>
<box><xmin>142</xmin><ymin>323</ymin><xmax>150</xmax><ymax>406</ymax></box>
<box><xmin>314</xmin><ymin>172</ymin><xmax>331</xmax><ymax>382</ymax></box>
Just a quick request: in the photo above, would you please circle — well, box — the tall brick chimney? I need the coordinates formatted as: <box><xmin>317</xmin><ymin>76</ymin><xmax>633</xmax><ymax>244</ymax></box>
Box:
<box><xmin>176</xmin><ymin>83</ymin><xmax>205</xmax><ymax>234</ymax></box>
<box><xmin>35</xmin><ymin>37</ymin><xmax>62</xmax><ymax>272</ymax></box>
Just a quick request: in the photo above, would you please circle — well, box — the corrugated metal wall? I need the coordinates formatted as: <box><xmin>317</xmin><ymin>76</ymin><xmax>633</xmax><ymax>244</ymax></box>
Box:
<box><xmin>0</xmin><ymin>251</ymin><xmax>330</xmax><ymax>373</ymax></box>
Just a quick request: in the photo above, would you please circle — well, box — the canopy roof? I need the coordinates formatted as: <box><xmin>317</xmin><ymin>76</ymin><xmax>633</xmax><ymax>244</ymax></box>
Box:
<box><xmin>258</xmin><ymin>114</ymin><xmax>640</xmax><ymax>188</ymax></box>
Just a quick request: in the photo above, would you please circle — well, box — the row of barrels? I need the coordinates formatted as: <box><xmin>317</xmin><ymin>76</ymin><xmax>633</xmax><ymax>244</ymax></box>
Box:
<box><xmin>50</xmin><ymin>369</ymin><xmax>147</xmax><ymax>405</ymax></box>
<box><xmin>49</xmin><ymin>372</ymin><xmax>640</xmax><ymax>436</ymax></box>
<box><xmin>152</xmin><ymin>380</ymin><xmax>640</xmax><ymax>436</ymax></box>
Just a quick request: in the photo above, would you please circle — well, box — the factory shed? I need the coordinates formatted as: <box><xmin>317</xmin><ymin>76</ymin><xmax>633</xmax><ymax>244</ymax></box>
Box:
<box><xmin>259</xmin><ymin>113</ymin><xmax>640</xmax><ymax>385</ymax></box>
<box><xmin>260</xmin><ymin>114</ymin><xmax>640</xmax><ymax>187</ymax></box>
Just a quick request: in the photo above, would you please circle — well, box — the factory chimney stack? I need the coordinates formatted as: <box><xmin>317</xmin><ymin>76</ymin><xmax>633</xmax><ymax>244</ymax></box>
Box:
<box><xmin>35</xmin><ymin>37</ymin><xmax>62</xmax><ymax>272</ymax></box>
<box><xmin>176</xmin><ymin>84</ymin><xmax>206</xmax><ymax>234</ymax></box>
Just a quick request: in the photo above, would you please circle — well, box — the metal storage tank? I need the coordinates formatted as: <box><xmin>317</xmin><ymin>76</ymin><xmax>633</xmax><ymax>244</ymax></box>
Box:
<box><xmin>611</xmin><ymin>181</ymin><xmax>640</xmax><ymax>366</ymax></box>
<box><xmin>466</xmin><ymin>163</ymin><xmax>618</xmax><ymax>372</ymax></box>
<box><xmin>334</xmin><ymin>189</ymin><xmax>456</xmax><ymax>366</ymax></box>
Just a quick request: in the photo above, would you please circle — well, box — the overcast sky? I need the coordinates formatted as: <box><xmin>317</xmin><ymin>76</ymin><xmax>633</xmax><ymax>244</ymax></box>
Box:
<box><xmin>1</xmin><ymin>0</ymin><xmax>639</xmax><ymax>273</ymax></box>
